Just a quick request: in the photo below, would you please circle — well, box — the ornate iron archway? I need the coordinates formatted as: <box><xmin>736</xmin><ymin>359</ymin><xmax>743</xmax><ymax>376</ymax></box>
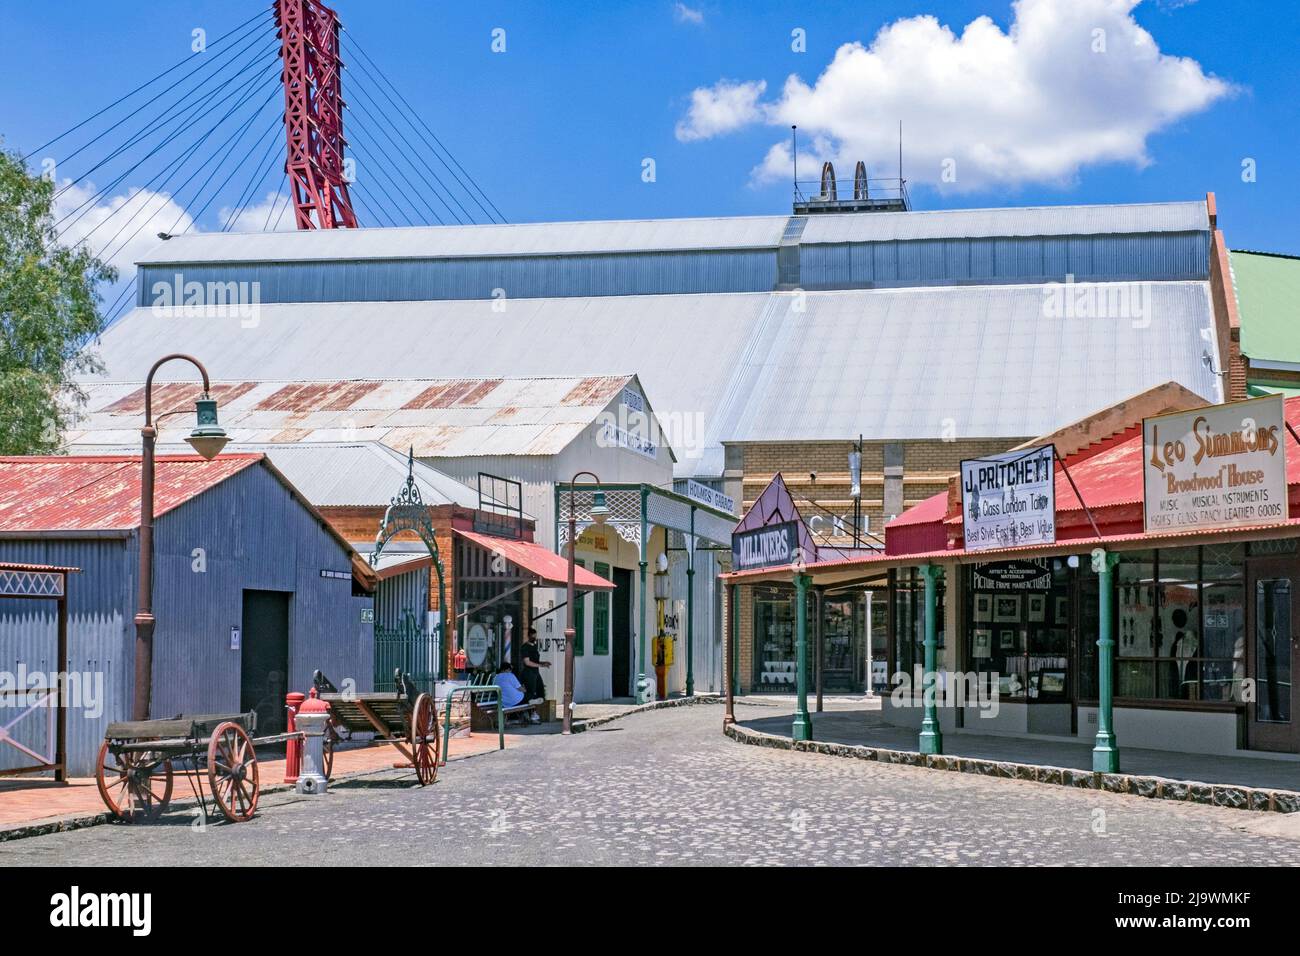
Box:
<box><xmin>370</xmin><ymin>449</ymin><xmax>450</xmax><ymax>682</ymax></box>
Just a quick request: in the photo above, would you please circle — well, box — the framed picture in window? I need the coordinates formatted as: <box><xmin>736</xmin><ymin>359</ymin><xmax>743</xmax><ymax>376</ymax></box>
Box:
<box><xmin>1038</xmin><ymin>669</ymin><xmax>1067</xmax><ymax>697</ymax></box>
<box><xmin>972</xmin><ymin>628</ymin><xmax>992</xmax><ymax>658</ymax></box>
<box><xmin>993</xmin><ymin>595</ymin><xmax>1020</xmax><ymax>622</ymax></box>
<box><xmin>973</xmin><ymin>593</ymin><xmax>993</xmax><ymax>623</ymax></box>
<box><xmin>1027</xmin><ymin>593</ymin><xmax>1046</xmax><ymax>623</ymax></box>
<box><xmin>1055</xmin><ymin>596</ymin><xmax>1069</xmax><ymax>624</ymax></box>
<box><xmin>998</xmin><ymin>628</ymin><xmax>1017</xmax><ymax>651</ymax></box>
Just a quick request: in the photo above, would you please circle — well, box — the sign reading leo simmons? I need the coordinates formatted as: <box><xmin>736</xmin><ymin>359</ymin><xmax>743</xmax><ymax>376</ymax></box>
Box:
<box><xmin>1143</xmin><ymin>395</ymin><xmax>1290</xmax><ymax>535</ymax></box>
<box><xmin>960</xmin><ymin>445</ymin><xmax>1057</xmax><ymax>552</ymax></box>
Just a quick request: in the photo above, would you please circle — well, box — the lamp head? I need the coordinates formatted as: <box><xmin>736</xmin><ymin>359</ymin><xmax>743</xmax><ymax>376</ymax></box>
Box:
<box><xmin>590</xmin><ymin>490</ymin><xmax>609</xmax><ymax>525</ymax></box>
<box><xmin>186</xmin><ymin>396</ymin><xmax>229</xmax><ymax>461</ymax></box>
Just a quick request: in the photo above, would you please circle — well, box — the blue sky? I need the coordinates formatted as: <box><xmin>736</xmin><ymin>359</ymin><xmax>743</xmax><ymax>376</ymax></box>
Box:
<box><xmin>1</xmin><ymin>0</ymin><xmax>1296</xmax><ymax>265</ymax></box>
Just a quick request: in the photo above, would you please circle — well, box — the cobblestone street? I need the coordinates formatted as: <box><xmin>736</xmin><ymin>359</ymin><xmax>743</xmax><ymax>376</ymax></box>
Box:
<box><xmin>5</xmin><ymin>702</ymin><xmax>1300</xmax><ymax>867</ymax></box>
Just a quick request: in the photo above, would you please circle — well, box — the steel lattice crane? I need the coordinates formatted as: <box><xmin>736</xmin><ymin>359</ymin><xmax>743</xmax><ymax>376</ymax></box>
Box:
<box><xmin>276</xmin><ymin>0</ymin><xmax>357</xmax><ymax>229</ymax></box>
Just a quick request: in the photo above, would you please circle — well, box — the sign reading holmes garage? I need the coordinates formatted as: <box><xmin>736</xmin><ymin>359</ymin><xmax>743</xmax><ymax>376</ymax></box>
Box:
<box><xmin>960</xmin><ymin>445</ymin><xmax>1056</xmax><ymax>552</ymax></box>
<box><xmin>732</xmin><ymin>521</ymin><xmax>798</xmax><ymax>571</ymax></box>
<box><xmin>1144</xmin><ymin>395</ymin><xmax>1290</xmax><ymax>534</ymax></box>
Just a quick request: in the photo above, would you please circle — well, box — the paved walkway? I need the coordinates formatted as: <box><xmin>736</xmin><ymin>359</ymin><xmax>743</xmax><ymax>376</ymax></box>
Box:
<box><xmin>736</xmin><ymin>697</ymin><xmax>1300</xmax><ymax>791</ymax></box>
<box><xmin>0</xmin><ymin>729</ymin><xmax>520</xmax><ymax>833</ymax></box>
<box><xmin>8</xmin><ymin>701</ymin><xmax>1300</xmax><ymax>866</ymax></box>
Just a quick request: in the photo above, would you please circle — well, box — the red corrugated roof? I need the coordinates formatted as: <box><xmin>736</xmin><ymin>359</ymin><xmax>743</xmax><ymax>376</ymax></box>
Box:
<box><xmin>455</xmin><ymin>529</ymin><xmax>615</xmax><ymax>590</ymax></box>
<box><xmin>0</xmin><ymin>455</ymin><xmax>263</xmax><ymax>532</ymax></box>
<box><xmin>884</xmin><ymin>396</ymin><xmax>1300</xmax><ymax>553</ymax></box>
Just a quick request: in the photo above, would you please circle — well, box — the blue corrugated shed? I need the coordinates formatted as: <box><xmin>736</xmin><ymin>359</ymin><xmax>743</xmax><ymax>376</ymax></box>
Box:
<box><xmin>0</xmin><ymin>458</ymin><xmax>374</xmax><ymax>776</ymax></box>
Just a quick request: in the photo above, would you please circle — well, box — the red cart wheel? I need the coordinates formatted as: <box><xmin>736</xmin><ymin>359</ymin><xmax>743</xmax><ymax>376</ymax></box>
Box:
<box><xmin>410</xmin><ymin>693</ymin><xmax>439</xmax><ymax>786</ymax></box>
<box><xmin>96</xmin><ymin>741</ymin><xmax>173</xmax><ymax>822</ymax></box>
<box><xmin>207</xmin><ymin>721</ymin><xmax>259</xmax><ymax>822</ymax></box>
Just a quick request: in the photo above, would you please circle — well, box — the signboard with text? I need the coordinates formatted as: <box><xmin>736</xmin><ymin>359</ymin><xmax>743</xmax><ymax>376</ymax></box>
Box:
<box><xmin>732</xmin><ymin>521</ymin><xmax>799</xmax><ymax>571</ymax></box>
<box><xmin>960</xmin><ymin>445</ymin><xmax>1056</xmax><ymax>552</ymax></box>
<box><xmin>1143</xmin><ymin>396</ymin><xmax>1289</xmax><ymax>534</ymax></box>
<box><xmin>686</xmin><ymin>479</ymin><xmax>736</xmax><ymax>515</ymax></box>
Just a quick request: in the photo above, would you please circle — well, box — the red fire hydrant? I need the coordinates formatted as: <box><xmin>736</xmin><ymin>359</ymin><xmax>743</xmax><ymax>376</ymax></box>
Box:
<box><xmin>284</xmin><ymin>691</ymin><xmax>306</xmax><ymax>783</ymax></box>
<box><xmin>295</xmin><ymin>687</ymin><xmax>333</xmax><ymax>795</ymax></box>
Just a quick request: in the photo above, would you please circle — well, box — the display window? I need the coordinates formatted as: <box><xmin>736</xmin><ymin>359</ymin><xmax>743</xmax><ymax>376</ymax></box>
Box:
<box><xmin>965</xmin><ymin>559</ymin><xmax>1069</xmax><ymax>702</ymax></box>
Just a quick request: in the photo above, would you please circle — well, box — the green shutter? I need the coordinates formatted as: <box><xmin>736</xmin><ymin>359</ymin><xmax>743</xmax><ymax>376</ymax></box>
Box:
<box><xmin>573</xmin><ymin>559</ymin><xmax>585</xmax><ymax>655</ymax></box>
<box><xmin>593</xmin><ymin>562</ymin><xmax>611</xmax><ymax>655</ymax></box>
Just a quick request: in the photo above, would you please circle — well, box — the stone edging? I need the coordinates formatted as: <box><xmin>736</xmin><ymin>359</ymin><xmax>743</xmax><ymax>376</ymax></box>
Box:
<box><xmin>571</xmin><ymin>694</ymin><xmax>722</xmax><ymax>733</ymax></box>
<box><xmin>723</xmin><ymin>721</ymin><xmax>1300</xmax><ymax>814</ymax></box>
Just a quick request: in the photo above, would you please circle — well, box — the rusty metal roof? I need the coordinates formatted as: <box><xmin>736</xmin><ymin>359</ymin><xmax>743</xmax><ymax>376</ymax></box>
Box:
<box><xmin>66</xmin><ymin>374</ymin><xmax>643</xmax><ymax>459</ymax></box>
<box><xmin>0</xmin><ymin>455</ymin><xmax>262</xmax><ymax>532</ymax></box>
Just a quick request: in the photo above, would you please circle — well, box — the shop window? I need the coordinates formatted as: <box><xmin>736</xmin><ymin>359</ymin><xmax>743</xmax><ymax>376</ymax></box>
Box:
<box><xmin>592</xmin><ymin>561</ymin><xmax>610</xmax><ymax>655</ymax></box>
<box><xmin>891</xmin><ymin>568</ymin><xmax>944</xmax><ymax>681</ymax></box>
<box><xmin>1102</xmin><ymin>547</ymin><xmax>1245</xmax><ymax>704</ymax></box>
<box><xmin>967</xmin><ymin>560</ymin><xmax>1067</xmax><ymax>702</ymax></box>
<box><xmin>821</xmin><ymin>596</ymin><xmax>862</xmax><ymax>692</ymax></box>
<box><xmin>755</xmin><ymin>588</ymin><xmax>799</xmax><ymax>691</ymax></box>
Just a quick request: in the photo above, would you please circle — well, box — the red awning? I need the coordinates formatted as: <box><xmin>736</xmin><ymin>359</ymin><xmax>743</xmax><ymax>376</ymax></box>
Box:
<box><xmin>454</xmin><ymin>529</ymin><xmax>616</xmax><ymax>590</ymax></box>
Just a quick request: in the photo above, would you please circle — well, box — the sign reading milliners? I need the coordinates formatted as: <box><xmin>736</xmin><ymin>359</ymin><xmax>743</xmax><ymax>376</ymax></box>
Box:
<box><xmin>960</xmin><ymin>445</ymin><xmax>1057</xmax><ymax>552</ymax></box>
<box><xmin>1143</xmin><ymin>395</ymin><xmax>1289</xmax><ymax>534</ymax></box>
<box><xmin>732</xmin><ymin>521</ymin><xmax>801</xmax><ymax>571</ymax></box>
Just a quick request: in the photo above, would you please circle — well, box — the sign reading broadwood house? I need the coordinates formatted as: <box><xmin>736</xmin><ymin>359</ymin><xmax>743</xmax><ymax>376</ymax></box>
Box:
<box><xmin>1143</xmin><ymin>395</ymin><xmax>1289</xmax><ymax>534</ymax></box>
<box><xmin>732</xmin><ymin>521</ymin><xmax>798</xmax><ymax>571</ymax></box>
<box><xmin>961</xmin><ymin>445</ymin><xmax>1056</xmax><ymax>552</ymax></box>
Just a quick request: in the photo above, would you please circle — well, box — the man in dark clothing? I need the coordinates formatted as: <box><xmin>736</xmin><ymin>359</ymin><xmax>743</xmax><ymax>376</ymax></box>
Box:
<box><xmin>520</xmin><ymin>627</ymin><xmax>549</xmax><ymax>702</ymax></box>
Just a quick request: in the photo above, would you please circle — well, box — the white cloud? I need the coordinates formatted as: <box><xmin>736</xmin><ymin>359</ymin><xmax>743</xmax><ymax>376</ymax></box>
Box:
<box><xmin>53</xmin><ymin>180</ymin><xmax>196</xmax><ymax>277</ymax></box>
<box><xmin>675</xmin><ymin>79</ymin><xmax>767</xmax><ymax>142</ymax></box>
<box><xmin>674</xmin><ymin>3</ymin><xmax>704</xmax><ymax>26</ymax></box>
<box><xmin>676</xmin><ymin>0</ymin><xmax>1234</xmax><ymax>190</ymax></box>
<box><xmin>219</xmin><ymin>191</ymin><xmax>295</xmax><ymax>233</ymax></box>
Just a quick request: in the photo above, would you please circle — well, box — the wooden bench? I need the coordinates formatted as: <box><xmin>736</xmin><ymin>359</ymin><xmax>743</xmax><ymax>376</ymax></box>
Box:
<box><xmin>471</xmin><ymin>698</ymin><xmax>536</xmax><ymax>731</ymax></box>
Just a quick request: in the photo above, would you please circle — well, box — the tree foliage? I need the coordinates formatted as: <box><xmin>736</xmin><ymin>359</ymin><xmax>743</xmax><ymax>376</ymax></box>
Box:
<box><xmin>0</xmin><ymin>146</ymin><xmax>114</xmax><ymax>454</ymax></box>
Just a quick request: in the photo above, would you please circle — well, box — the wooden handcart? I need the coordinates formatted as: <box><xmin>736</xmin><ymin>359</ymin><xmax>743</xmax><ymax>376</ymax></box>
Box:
<box><xmin>96</xmin><ymin>712</ymin><xmax>289</xmax><ymax>824</ymax></box>
<box><xmin>312</xmin><ymin>669</ymin><xmax>440</xmax><ymax>786</ymax></box>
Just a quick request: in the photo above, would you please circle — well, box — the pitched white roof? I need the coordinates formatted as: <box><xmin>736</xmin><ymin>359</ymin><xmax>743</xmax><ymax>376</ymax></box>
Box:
<box><xmin>80</xmin><ymin>282</ymin><xmax>1221</xmax><ymax>477</ymax></box>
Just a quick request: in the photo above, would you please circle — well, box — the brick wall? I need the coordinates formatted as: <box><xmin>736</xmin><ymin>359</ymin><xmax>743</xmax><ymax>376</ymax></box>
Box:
<box><xmin>736</xmin><ymin>437</ymin><xmax>1022</xmax><ymax>547</ymax></box>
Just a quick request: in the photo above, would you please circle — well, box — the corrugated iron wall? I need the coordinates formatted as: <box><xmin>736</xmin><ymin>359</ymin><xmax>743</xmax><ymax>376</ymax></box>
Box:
<box><xmin>137</xmin><ymin>232</ymin><xmax>1209</xmax><ymax>306</ymax></box>
<box><xmin>138</xmin><ymin>249</ymin><xmax>779</xmax><ymax>305</ymax></box>
<box><xmin>0</xmin><ymin>464</ymin><xmax>373</xmax><ymax>776</ymax></box>
<box><xmin>799</xmin><ymin>232</ymin><xmax>1210</xmax><ymax>289</ymax></box>
<box><xmin>0</xmin><ymin>537</ymin><xmax>133</xmax><ymax>778</ymax></box>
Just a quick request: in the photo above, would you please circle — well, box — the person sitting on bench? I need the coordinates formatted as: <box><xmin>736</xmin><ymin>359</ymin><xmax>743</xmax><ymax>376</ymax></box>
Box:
<box><xmin>496</xmin><ymin>662</ymin><xmax>539</xmax><ymax>723</ymax></box>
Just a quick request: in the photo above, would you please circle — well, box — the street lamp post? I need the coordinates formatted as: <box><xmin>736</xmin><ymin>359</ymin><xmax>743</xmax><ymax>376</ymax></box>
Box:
<box><xmin>563</xmin><ymin>473</ymin><xmax>608</xmax><ymax>735</ymax></box>
<box><xmin>133</xmin><ymin>354</ymin><xmax>228</xmax><ymax>721</ymax></box>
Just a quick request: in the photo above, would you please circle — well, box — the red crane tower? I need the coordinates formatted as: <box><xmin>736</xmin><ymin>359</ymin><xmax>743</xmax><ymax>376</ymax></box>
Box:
<box><xmin>276</xmin><ymin>0</ymin><xmax>357</xmax><ymax>229</ymax></box>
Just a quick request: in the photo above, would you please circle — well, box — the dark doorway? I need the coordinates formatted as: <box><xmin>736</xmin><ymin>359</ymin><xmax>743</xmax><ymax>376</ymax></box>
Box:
<box><xmin>1248</xmin><ymin>558</ymin><xmax>1299</xmax><ymax>752</ymax></box>
<box><xmin>611</xmin><ymin>568</ymin><xmax>633</xmax><ymax>697</ymax></box>
<box><xmin>241</xmin><ymin>590</ymin><xmax>290</xmax><ymax>736</ymax></box>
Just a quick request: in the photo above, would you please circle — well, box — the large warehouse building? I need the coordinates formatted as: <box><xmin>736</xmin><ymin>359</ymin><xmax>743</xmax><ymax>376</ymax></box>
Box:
<box><xmin>68</xmin><ymin>194</ymin><xmax>1238</xmax><ymax>700</ymax></box>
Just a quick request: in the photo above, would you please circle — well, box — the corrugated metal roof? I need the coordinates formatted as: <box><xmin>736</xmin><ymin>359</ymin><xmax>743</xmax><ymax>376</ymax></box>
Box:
<box><xmin>230</xmin><ymin>442</ymin><xmax>482</xmax><ymax>509</ymax></box>
<box><xmin>0</xmin><ymin>455</ymin><xmax>261</xmax><ymax>532</ymax></box>
<box><xmin>136</xmin><ymin>216</ymin><xmax>793</xmax><ymax>264</ymax></box>
<box><xmin>884</xmin><ymin>396</ymin><xmax>1300</xmax><ymax>548</ymax></box>
<box><xmin>66</xmin><ymin>375</ymin><xmax>637</xmax><ymax>460</ymax></box>
<box><xmin>82</xmin><ymin>283</ymin><xmax>1221</xmax><ymax>475</ymax></box>
<box><xmin>799</xmin><ymin>201</ymin><xmax>1208</xmax><ymax>245</ymax></box>
<box><xmin>1229</xmin><ymin>250</ymin><xmax>1300</xmax><ymax>365</ymax></box>
<box><xmin>455</xmin><ymin>529</ymin><xmax>614</xmax><ymax>590</ymax></box>
<box><xmin>133</xmin><ymin>202</ymin><xmax>1207</xmax><ymax>266</ymax></box>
